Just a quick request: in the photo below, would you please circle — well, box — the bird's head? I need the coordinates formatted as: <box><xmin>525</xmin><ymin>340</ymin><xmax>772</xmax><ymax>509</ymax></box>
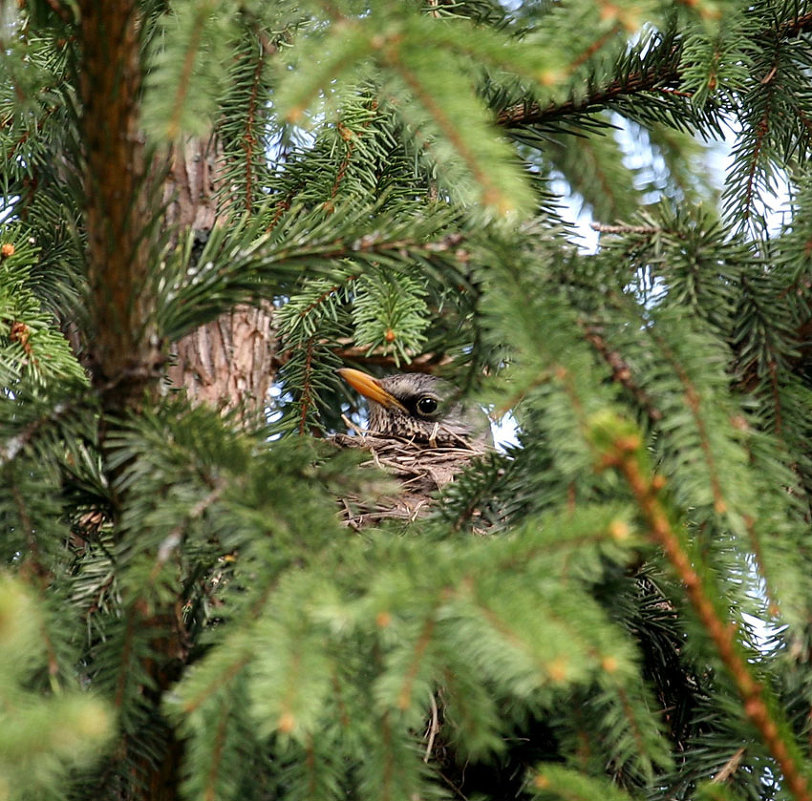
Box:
<box><xmin>338</xmin><ymin>367</ymin><xmax>492</xmax><ymax>448</ymax></box>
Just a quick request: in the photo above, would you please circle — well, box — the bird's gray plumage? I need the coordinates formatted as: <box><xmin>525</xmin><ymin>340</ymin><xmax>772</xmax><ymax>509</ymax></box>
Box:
<box><xmin>335</xmin><ymin>368</ymin><xmax>493</xmax><ymax>527</ymax></box>
<box><xmin>354</xmin><ymin>371</ymin><xmax>492</xmax><ymax>447</ymax></box>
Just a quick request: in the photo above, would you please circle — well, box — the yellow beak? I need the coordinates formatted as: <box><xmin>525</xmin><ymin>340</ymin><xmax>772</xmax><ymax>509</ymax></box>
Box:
<box><xmin>338</xmin><ymin>368</ymin><xmax>407</xmax><ymax>413</ymax></box>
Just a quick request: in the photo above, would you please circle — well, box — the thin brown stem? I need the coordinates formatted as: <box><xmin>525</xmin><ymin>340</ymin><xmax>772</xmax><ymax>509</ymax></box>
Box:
<box><xmin>603</xmin><ymin>437</ymin><xmax>810</xmax><ymax>801</ymax></box>
<box><xmin>497</xmin><ymin>48</ymin><xmax>682</xmax><ymax>128</ymax></box>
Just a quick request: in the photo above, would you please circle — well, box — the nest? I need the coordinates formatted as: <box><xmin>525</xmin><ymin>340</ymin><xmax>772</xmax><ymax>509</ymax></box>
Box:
<box><xmin>331</xmin><ymin>428</ymin><xmax>488</xmax><ymax>529</ymax></box>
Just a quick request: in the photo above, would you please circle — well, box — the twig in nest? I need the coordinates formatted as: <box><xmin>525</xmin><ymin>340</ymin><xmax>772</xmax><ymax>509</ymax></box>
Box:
<box><xmin>341</xmin><ymin>413</ymin><xmax>367</xmax><ymax>438</ymax></box>
<box><xmin>331</xmin><ymin>432</ymin><xmax>488</xmax><ymax>526</ymax></box>
<box><xmin>424</xmin><ymin>692</ymin><xmax>440</xmax><ymax>762</ymax></box>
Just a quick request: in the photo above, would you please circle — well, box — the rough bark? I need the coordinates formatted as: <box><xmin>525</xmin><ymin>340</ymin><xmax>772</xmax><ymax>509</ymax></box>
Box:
<box><xmin>75</xmin><ymin>11</ymin><xmax>274</xmax><ymax>798</ymax></box>
<box><xmin>79</xmin><ymin>0</ymin><xmax>159</xmax><ymax>410</ymax></box>
<box><xmin>76</xmin><ymin>7</ymin><xmax>185</xmax><ymax>801</ymax></box>
<box><xmin>164</xmin><ymin>136</ymin><xmax>276</xmax><ymax>417</ymax></box>
<box><xmin>167</xmin><ymin>301</ymin><xmax>276</xmax><ymax>413</ymax></box>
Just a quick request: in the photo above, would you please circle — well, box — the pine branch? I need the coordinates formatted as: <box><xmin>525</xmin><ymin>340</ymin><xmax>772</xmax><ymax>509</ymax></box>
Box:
<box><xmin>216</xmin><ymin>22</ymin><xmax>281</xmax><ymax>213</ymax></box>
<box><xmin>240</xmin><ymin>48</ymin><xmax>267</xmax><ymax>214</ymax></box>
<box><xmin>42</xmin><ymin>0</ymin><xmax>74</xmax><ymax>24</ymax></box>
<box><xmin>779</xmin><ymin>11</ymin><xmax>812</xmax><ymax>39</ymax></box>
<box><xmin>646</xmin><ymin>322</ymin><xmax>726</xmax><ymax>514</ymax></box>
<box><xmin>9</xmin><ymin>2</ymin><xmax>812</xmax><ymax>800</ymax></box>
<box><xmin>165</xmin><ymin>4</ymin><xmax>211</xmax><ymax>141</ymax></box>
<box><xmin>496</xmin><ymin>46</ymin><xmax>682</xmax><ymax>128</ymax></box>
<box><xmin>297</xmin><ymin>337</ymin><xmax>317</xmax><ymax>435</ymax></box>
<box><xmin>740</xmin><ymin>83</ymin><xmax>775</xmax><ymax>229</ymax></box>
<box><xmin>594</xmin><ymin>419</ymin><xmax>811</xmax><ymax>801</ymax></box>
<box><xmin>580</xmin><ymin>324</ymin><xmax>663</xmax><ymax>423</ymax></box>
<box><xmin>497</xmin><ymin>11</ymin><xmax>812</xmax><ymax>140</ymax></box>
<box><xmin>10</xmin><ymin>481</ymin><xmax>54</xmax><ymax>589</ymax></box>
<box><xmin>590</xmin><ymin>223</ymin><xmax>661</xmax><ymax>235</ymax></box>
<box><xmin>160</xmin><ymin>202</ymin><xmax>469</xmax><ymax>341</ymax></box>
<box><xmin>327</xmin><ymin>342</ymin><xmax>452</xmax><ymax>372</ymax></box>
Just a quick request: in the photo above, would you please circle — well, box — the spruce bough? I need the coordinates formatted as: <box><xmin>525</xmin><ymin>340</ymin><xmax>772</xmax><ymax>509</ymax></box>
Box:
<box><xmin>0</xmin><ymin>1</ymin><xmax>811</xmax><ymax>800</ymax></box>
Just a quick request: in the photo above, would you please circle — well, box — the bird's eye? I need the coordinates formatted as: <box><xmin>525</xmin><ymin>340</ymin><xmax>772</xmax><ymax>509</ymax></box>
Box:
<box><xmin>416</xmin><ymin>396</ymin><xmax>439</xmax><ymax>416</ymax></box>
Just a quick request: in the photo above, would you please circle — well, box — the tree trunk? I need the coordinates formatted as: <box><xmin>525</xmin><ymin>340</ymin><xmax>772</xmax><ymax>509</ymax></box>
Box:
<box><xmin>167</xmin><ymin>302</ymin><xmax>276</xmax><ymax>414</ymax></box>
<box><xmin>163</xmin><ymin>136</ymin><xmax>276</xmax><ymax>417</ymax></box>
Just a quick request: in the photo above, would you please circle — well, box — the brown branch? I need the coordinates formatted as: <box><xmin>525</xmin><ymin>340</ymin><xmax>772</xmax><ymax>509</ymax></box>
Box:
<box><xmin>300</xmin><ymin>276</ymin><xmax>358</xmax><ymax>319</ymax></box>
<box><xmin>267</xmin><ymin>230</ymin><xmax>464</xmax><ymax>264</ymax></box>
<box><xmin>150</xmin><ymin>484</ymin><xmax>225</xmax><ymax>580</ymax></box>
<box><xmin>11</xmin><ymin>483</ymin><xmax>60</xmax><ymax>678</ymax></box>
<box><xmin>741</xmin><ymin>510</ymin><xmax>780</xmax><ymax>618</ymax></box>
<box><xmin>305</xmin><ymin>734</ymin><xmax>318</xmax><ymax>797</ymax></box>
<box><xmin>0</xmin><ymin>399</ymin><xmax>79</xmax><ymax>468</ymax></box>
<box><xmin>274</xmin><ymin>339</ymin><xmax>453</xmax><ymax>374</ymax></box>
<box><xmin>590</xmin><ymin>222</ymin><xmax>661</xmax><ymax>235</ymax></box>
<box><xmin>397</xmin><ymin>614</ymin><xmax>436</xmax><ymax>711</ymax></box>
<box><xmin>768</xmin><ymin>358</ymin><xmax>782</xmax><ymax>436</ymax></box>
<box><xmin>643</xmin><ymin>324</ymin><xmax>726</xmax><ymax>514</ymax></box>
<box><xmin>491</xmin><ymin>369</ymin><xmax>552</xmax><ymax>419</ymax></box>
<box><xmin>298</xmin><ymin>338</ymin><xmax>316</xmax><ymax>435</ymax></box>
<box><xmin>497</xmin><ymin>12</ymin><xmax>812</xmax><ymax>131</ymax></box>
<box><xmin>380</xmin><ymin>710</ymin><xmax>396</xmax><ymax>800</ymax></box>
<box><xmin>11</xmin><ymin>483</ymin><xmax>51</xmax><ymax>584</ymax></box>
<box><xmin>181</xmin><ymin>651</ymin><xmax>253</xmax><ymax>715</ymax></box>
<box><xmin>497</xmin><ymin>47</ymin><xmax>682</xmax><ymax>128</ymax></box>
<box><xmin>742</xmin><ymin>107</ymin><xmax>771</xmax><ymax>225</ymax></box>
<box><xmin>203</xmin><ymin>697</ymin><xmax>231</xmax><ymax>801</ymax></box>
<box><xmin>75</xmin><ymin>12</ymin><xmax>190</xmax><ymax>799</ymax></box>
<box><xmin>242</xmin><ymin>48</ymin><xmax>267</xmax><ymax>213</ymax></box>
<box><xmin>113</xmin><ymin>602</ymin><xmax>138</xmax><ymax>709</ymax></box>
<box><xmin>581</xmin><ymin>324</ymin><xmax>663</xmax><ymax>422</ymax></box>
<box><xmin>329</xmin><ymin>344</ymin><xmax>452</xmax><ymax>372</ymax></box>
<box><xmin>390</xmin><ymin>58</ymin><xmax>503</xmax><ymax>209</ymax></box>
<box><xmin>2</xmin><ymin>106</ymin><xmax>55</xmax><ymax>166</ymax></box>
<box><xmin>712</xmin><ymin>745</ymin><xmax>747</xmax><ymax>784</ymax></box>
<box><xmin>778</xmin><ymin>11</ymin><xmax>812</xmax><ymax>39</ymax></box>
<box><xmin>602</xmin><ymin>435</ymin><xmax>811</xmax><ymax>801</ymax></box>
<box><xmin>327</xmin><ymin>122</ymin><xmax>357</xmax><ymax>206</ymax></box>
<box><xmin>614</xmin><ymin>684</ymin><xmax>648</xmax><ymax>766</ymax></box>
<box><xmin>569</xmin><ymin>23</ymin><xmax>624</xmax><ymax>73</ymax></box>
<box><xmin>657</xmin><ymin>86</ymin><xmax>695</xmax><ymax>98</ymax></box>
<box><xmin>267</xmin><ymin>193</ymin><xmax>295</xmax><ymax>232</ymax></box>
<box><xmin>734</xmin><ymin>280</ymin><xmax>790</xmax><ymax>441</ymax></box>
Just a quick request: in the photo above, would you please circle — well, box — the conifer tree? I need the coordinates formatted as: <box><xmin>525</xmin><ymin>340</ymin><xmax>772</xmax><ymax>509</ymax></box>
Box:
<box><xmin>1</xmin><ymin>1</ymin><xmax>812</xmax><ymax>800</ymax></box>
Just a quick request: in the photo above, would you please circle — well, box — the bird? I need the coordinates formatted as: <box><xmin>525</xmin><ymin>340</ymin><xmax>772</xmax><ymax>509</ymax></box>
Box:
<box><xmin>337</xmin><ymin>368</ymin><xmax>492</xmax><ymax>448</ymax></box>
<box><xmin>334</xmin><ymin>367</ymin><xmax>492</xmax><ymax>527</ymax></box>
